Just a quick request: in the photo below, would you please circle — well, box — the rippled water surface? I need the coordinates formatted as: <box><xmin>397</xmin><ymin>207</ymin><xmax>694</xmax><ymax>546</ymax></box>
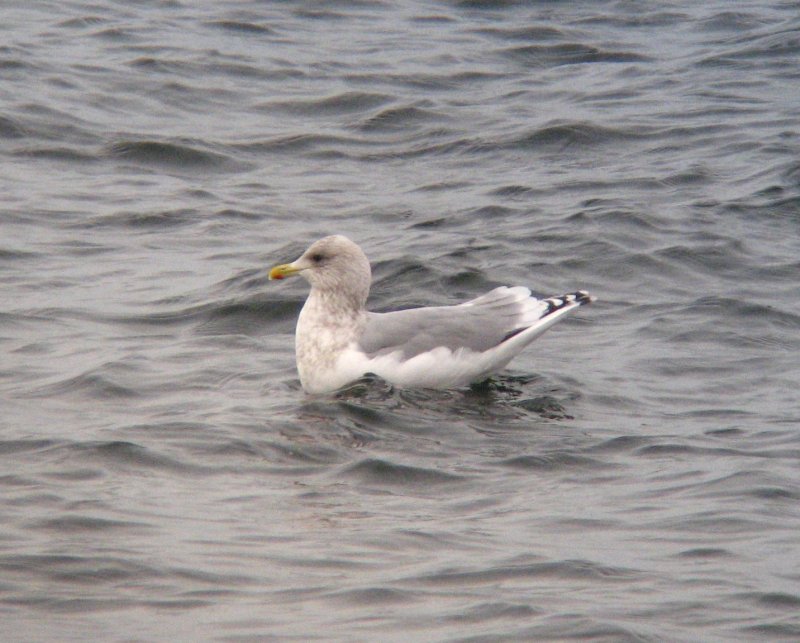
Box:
<box><xmin>2</xmin><ymin>1</ymin><xmax>800</xmax><ymax>640</ymax></box>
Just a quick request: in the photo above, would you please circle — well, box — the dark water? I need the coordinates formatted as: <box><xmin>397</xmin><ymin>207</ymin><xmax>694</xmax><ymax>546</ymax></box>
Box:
<box><xmin>2</xmin><ymin>1</ymin><xmax>800</xmax><ymax>640</ymax></box>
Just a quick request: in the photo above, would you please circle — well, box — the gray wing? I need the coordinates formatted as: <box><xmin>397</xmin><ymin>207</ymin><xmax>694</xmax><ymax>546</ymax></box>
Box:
<box><xmin>358</xmin><ymin>286</ymin><xmax>586</xmax><ymax>359</ymax></box>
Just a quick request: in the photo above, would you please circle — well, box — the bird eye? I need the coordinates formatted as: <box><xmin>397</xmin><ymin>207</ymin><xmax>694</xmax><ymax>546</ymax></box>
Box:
<box><xmin>310</xmin><ymin>253</ymin><xmax>324</xmax><ymax>263</ymax></box>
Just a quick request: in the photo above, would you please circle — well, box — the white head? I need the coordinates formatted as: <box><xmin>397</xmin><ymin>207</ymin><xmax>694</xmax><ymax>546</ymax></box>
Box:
<box><xmin>269</xmin><ymin>235</ymin><xmax>372</xmax><ymax>309</ymax></box>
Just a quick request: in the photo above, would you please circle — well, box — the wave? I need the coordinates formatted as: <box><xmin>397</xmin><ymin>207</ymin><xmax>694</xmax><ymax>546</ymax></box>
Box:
<box><xmin>105</xmin><ymin>139</ymin><xmax>249</xmax><ymax>171</ymax></box>
<box><xmin>204</xmin><ymin>20</ymin><xmax>276</xmax><ymax>35</ymax></box>
<box><xmin>357</xmin><ymin>105</ymin><xmax>445</xmax><ymax>132</ymax></box>
<box><xmin>415</xmin><ymin>558</ymin><xmax>640</xmax><ymax>585</ymax></box>
<box><xmin>340</xmin><ymin>458</ymin><xmax>467</xmax><ymax>487</ymax></box>
<box><xmin>0</xmin><ymin>114</ymin><xmax>25</xmax><ymax>138</ymax></box>
<box><xmin>500</xmin><ymin>43</ymin><xmax>651</xmax><ymax>67</ymax></box>
<box><xmin>262</xmin><ymin>91</ymin><xmax>390</xmax><ymax>116</ymax></box>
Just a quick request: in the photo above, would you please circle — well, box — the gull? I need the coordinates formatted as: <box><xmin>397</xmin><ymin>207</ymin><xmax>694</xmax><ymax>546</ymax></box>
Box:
<box><xmin>269</xmin><ymin>235</ymin><xmax>594</xmax><ymax>394</ymax></box>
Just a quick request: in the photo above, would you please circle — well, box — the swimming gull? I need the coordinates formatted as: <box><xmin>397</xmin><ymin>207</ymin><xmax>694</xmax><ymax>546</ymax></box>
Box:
<box><xmin>269</xmin><ymin>235</ymin><xmax>595</xmax><ymax>394</ymax></box>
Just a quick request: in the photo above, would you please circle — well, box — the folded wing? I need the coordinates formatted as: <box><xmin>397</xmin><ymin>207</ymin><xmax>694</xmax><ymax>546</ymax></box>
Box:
<box><xmin>358</xmin><ymin>286</ymin><xmax>593</xmax><ymax>359</ymax></box>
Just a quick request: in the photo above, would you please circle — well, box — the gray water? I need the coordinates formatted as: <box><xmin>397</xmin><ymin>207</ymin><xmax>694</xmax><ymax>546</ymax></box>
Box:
<box><xmin>2</xmin><ymin>1</ymin><xmax>800</xmax><ymax>641</ymax></box>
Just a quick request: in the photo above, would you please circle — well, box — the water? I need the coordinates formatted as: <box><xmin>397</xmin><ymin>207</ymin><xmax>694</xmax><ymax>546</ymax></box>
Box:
<box><xmin>2</xmin><ymin>1</ymin><xmax>800</xmax><ymax>640</ymax></box>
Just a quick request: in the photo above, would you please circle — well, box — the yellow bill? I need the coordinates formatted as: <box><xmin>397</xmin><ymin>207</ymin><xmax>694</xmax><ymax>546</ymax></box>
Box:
<box><xmin>268</xmin><ymin>263</ymin><xmax>301</xmax><ymax>280</ymax></box>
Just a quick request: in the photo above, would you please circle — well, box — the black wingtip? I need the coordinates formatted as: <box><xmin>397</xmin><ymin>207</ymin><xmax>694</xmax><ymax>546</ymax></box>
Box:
<box><xmin>500</xmin><ymin>290</ymin><xmax>594</xmax><ymax>344</ymax></box>
<box><xmin>543</xmin><ymin>290</ymin><xmax>596</xmax><ymax>314</ymax></box>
